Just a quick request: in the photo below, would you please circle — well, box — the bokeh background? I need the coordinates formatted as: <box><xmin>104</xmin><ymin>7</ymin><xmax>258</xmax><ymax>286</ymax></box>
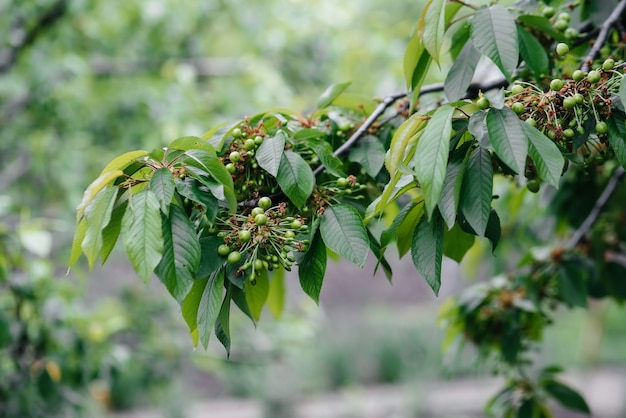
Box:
<box><xmin>2</xmin><ymin>0</ymin><xmax>625</xmax><ymax>417</ymax></box>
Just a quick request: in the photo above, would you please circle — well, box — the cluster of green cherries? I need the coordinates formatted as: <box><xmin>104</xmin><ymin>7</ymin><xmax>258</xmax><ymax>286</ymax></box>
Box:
<box><xmin>214</xmin><ymin>196</ymin><xmax>309</xmax><ymax>283</ymax></box>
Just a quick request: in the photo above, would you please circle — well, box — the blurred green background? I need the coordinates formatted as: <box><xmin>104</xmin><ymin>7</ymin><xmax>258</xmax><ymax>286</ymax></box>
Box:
<box><xmin>1</xmin><ymin>0</ymin><xmax>625</xmax><ymax>417</ymax></box>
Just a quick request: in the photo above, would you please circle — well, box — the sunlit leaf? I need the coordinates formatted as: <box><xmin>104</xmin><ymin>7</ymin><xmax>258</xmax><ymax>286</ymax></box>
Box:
<box><xmin>82</xmin><ymin>186</ymin><xmax>119</xmax><ymax>269</ymax></box>
<box><xmin>256</xmin><ymin>130</ymin><xmax>286</xmax><ymax>177</ymax></box>
<box><xmin>318</xmin><ymin>81</ymin><xmax>351</xmax><ymax>109</ymax></box>
<box><xmin>76</xmin><ymin>170</ymin><xmax>123</xmax><ymax>221</ymax></box>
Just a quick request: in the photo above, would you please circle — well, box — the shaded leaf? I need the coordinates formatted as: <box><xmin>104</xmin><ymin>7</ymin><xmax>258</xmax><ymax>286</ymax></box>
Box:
<box><xmin>558</xmin><ymin>261</ymin><xmax>589</xmax><ymax>308</ymax></box>
<box><xmin>245</xmin><ymin>268</ymin><xmax>269</xmax><ymax>321</ymax></box>
<box><xmin>518</xmin><ymin>15</ymin><xmax>568</xmax><ymax>42</ymax></box>
<box><xmin>607</xmin><ymin>111</ymin><xmax>626</xmax><ymax>169</ymax></box>
<box><xmin>69</xmin><ymin>218</ymin><xmax>87</xmax><ymax>269</ymax></box>
<box><xmin>183</xmin><ymin>149</ymin><xmax>236</xmax><ymax>212</ymax></box>
<box><xmin>267</xmin><ymin>269</ymin><xmax>285</xmax><ymax>319</ymax></box>
<box><xmin>197</xmin><ymin>236</ymin><xmax>225</xmax><ymax>279</ymax></box>
<box><xmin>397</xmin><ymin>200</ymin><xmax>425</xmax><ymax>258</ymax></box>
<box><xmin>150</xmin><ymin>168</ymin><xmax>176</xmax><ymax>215</ymax></box>
<box><xmin>297</xmin><ymin>231</ymin><xmax>327</xmax><ymax>304</ymax></box>
<box><xmin>543</xmin><ymin>380</ymin><xmax>591</xmax><ymax>414</ymax></box>
<box><xmin>101</xmin><ymin>201</ymin><xmax>127</xmax><ymax>264</ymax></box>
<box><xmin>487</xmin><ymin>107</ymin><xmax>528</xmax><ymax>174</ymax></box>
<box><xmin>276</xmin><ymin>151</ymin><xmax>315</xmax><ymax>208</ymax></box>
<box><xmin>349</xmin><ymin>135</ymin><xmax>386</xmax><ymax>177</ymax></box>
<box><xmin>256</xmin><ymin>131</ymin><xmax>286</xmax><ymax>177</ymax></box>
<box><xmin>320</xmin><ymin>204</ymin><xmax>369</xmax><ymax>267</ymax></box>
<box><xmin>198</xmin><ymin>270</ymin><xmax>225</xmax><ymax>348</ymax></box>
<box><xmin>76</xmin><ymin>169</ymin><xmax>123</xmax><ymax>221</ymax></box>
<box><xmin>523</xmin><ymin>121</ymin><xmax>564</xmax><ymax>188</ymax></box>
<box><xmin>445</xmin><ymin>41</ymin><xmax>481</xmax><ymax>102</ymax></box>
<box><xmin>414</xmin><ymin>105</ymin><xmax>455</xmax><ymax>218</ymax></box>
<box><xmin>437</xmin><ymin>143</ymin><xmax>470</xmax><ymax>229</ymax></box>
<box><xmin>181</xmin><ymin>275</ymin><xmax>209</xmax><ymax>347</ymax></box>
<box><xmin>215</xmin><ymin>287</ymin><xmax>232</xmax><ymax>356</ymax></box>
<box><xmin>459</xmin><ymin>147</ymin><xmax>493</xmax><ymax>237</ymax></box>
<box><xmin>517</xmin><ymin>25</ymin><xmax>549</xmax><ymax>78</ymax></box>
<box><xmin>411</xmin><ymin>212</ymin><xmax>444</xmax><ymax>295</ymax></box>
<box><xmin>443</xmin><ymin>222</ymin><xmax>475</xmax><ymax>263</ymax></box>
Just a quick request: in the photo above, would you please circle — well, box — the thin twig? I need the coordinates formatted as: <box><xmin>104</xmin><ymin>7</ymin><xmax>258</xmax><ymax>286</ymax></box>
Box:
<box><xmin>565</xmin><ymin>166</ymin><xmax>626</xmax><ymax>249</ymax></box>
<box><xmin>580</xmin><ymin>0</ymin><xmax>626</xmax><ymax>72</ymax></box>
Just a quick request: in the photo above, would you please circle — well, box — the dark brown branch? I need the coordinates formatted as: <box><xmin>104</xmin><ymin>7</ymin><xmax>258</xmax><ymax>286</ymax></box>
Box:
<box><xmin>565</xmin><ymin>166</ymin><xmax>626</xmax><ymax>249</ymax></box>
<box><xmin>580</xmin><ymin>0</ymin><xmax>626</xmax><ymax>72</ymax></box>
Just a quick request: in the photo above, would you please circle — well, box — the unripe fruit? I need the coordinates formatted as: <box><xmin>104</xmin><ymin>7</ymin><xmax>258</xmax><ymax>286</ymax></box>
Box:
<box><xmin>258</xmin><ymin>196</ymin><xmax>272</xmax><ymax>209</ymax></box>
<box><xmin>226</xmin><ymin>163</ymin><xmax>236</xmax><ymax>174</ymax></box>
<box><xmin>603</xmin><ymin>59</ymin><xmax>615</xmax><ymax>70</ymax></box>
<box><xmin>547</xmin><ymin>129</ymin><xmax>556</xmax><ymax>139</ymax></box>
<box><xmin>574</xmin><ymin>93</ymin><xmax>584</xmax><ymax>104</ymax></box>
<box><xmin>232</xmin><ymin>128</ymin><xmax>243</xmax><ymax>138</ymax></box>
<box><xmin>543</xmin><ymin>6</ymin><xmax>555</xmax><ymax>18</ymax></box>
<box><xmin>227</xmin><ymin>251</ymin><xmax>242</xmax><ymax>264</ymax></box>
<box><xmin>526</xmin><ymin>118</ymin><xmax>537</xmax><ymax>127</ymax></box>
<box><xmin>587</xmin><ymin>70</ymin><xmax>601</xmax><ymax>83</ymax></box>
<box><xmin>556</xmin><ymin>43</ymin><xmax>569</xmax><ymax>56</ymax></box>
<box><xmin>254</xmin><ymin>259</ymin><xmax>264</xmax><ymax>271</ymax></box>
<box><xmin>254</xmin><ymin>213</ymin><xmax>268</xmax><ymax>225</ymax></box>
<box><xmin>527</xmin><ymin>180</ymin><xmax>541</xmax><ymax>193</ymax></box>
<box><xmin>557</xmin><ymin>12</ymin><xmax>570</xmax><ymax>22</ymax></box>
<box><xmin>550</xmin><ymin>78</ymin><xmax>564</xmax><ymax>91</ymax></box>
<box><xmin>553</xmin><ymin>19</ymin><xmax>569</xmax><ymax>31</ymax></box>
<box><xmin>596</xmin><ymin>121</ymin><xmax>608</xmax><ymax>134</ymax></box>
<box><xmin>251</xmin><ymin>207</ymin><xmax>264</xmax><ymax>217</ymax></box>
<box><xmin>563</xmin><ymin>96</ymin><xmax>577</xmax><ymax>109</ymax></box>
<box><xmin>218</xmin><ymin>244</ymin><xmax>231</xmax><ymax>256</ymax></box>
<box><xmin>244</xmin><ymin>139</ymin><xmax>256</xmax><ymax>151</ymax></box>
<box><xmin>336</xmin><ymin>177</ymin><xmax>349</xmax><ymax>187</ymax></box>
<box><xmin>290</xmin><ymin>219</ymin><xmax>302</xmax><ymax>230</ymax></box>
<box><xmin>565</xmin><ymin>28</ymin><xmax>579</xmax><ymax>40</ymax></box>
<box><xmin>512</xmin><ymin>102</ymin><xmax>525</xmax><ymax>115</ymax></box>
<box><xmin>477</xmin><ymin>97</ymin><xmax>490</xmax><ymax>110</ymax></box>
<box><xmin>238</xmin><ymin>229</ymin><xmax>252</xmax><ymax>242</ymax></box>
<box><xmin>563</xmin><ymin>128</ymin><xmax>575</xmax><ymax>138</ymax></box>
<box><xmin>511</xmin><ymin>85</ymin><xmax>524</xmax><ymax>95</ymax></box>
<box><xmin>254</xmin><ymin>135</ymin><xmax>264</xmax><ymax>144</ymax></box>
<box><xmin>284</xmin><ymin>230</ymin><xmax>295</xmax><ymax>239</ymax></box>
<box><xmin>572</xmin><ymin>70</ymin><xmax>585</xmax><ymax>81</ymax></box>
<box><xmin>229</xmin><ymin>151</ymin><xmax>241</xmax><ymax>162</ymax></box>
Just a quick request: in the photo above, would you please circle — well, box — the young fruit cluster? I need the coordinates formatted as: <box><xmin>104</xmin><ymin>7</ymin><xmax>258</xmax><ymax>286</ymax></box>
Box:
<box><xmin>222</xmin><ymin>125</ymin><xmax>276</xmax><ymax>201</ymax></box>
<box><xmin>504</xmin><ymin>61</ymin><xmax>622</xmax><ymax>151</ymax></box>
<box><xmin>546</xmin><ymin>9</ymin><xmax>579</xmax><ymax>40</ymax></box>
<box><xmin>214</xmin><ymin>198</ymin><xmax>309</xmax><ymax>282</ymax></box>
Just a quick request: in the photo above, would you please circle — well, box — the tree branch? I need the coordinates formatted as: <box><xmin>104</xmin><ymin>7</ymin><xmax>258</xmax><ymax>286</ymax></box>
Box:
<box><xmin>565</xmin><ymin>166</ymin><xmax>626</xmax><ymax>249</ymax></box>
<box><xmin>580</xmin><ymin>0</ymin><xmax>626</xmax><ymax>72</ymax></box>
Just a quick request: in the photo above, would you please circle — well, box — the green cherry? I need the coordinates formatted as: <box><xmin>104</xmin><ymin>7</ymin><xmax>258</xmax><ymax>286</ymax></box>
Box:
<box><xmin>226</xmin><ymin>163</ymin><xmax>236</xmax><ymax>174</ymax></box>
<box><xmin>587</xmin><ymin>70</ymin><xmax>601</xmax><ymax>83</ymax></box>
<box><xmin>227</xmin><ymin>251</ymin><xmax>242</xmax><ymax>264</ymax></box>
<box><xmin>563</xmin><ymin>96</ymin><xmax>577</xmax><ymax>109</ymax></box>
<box><xmin>251</xmin><ymin>207</ymin><xmax>264</xmax><ymax>217</ymax></box>
<box><xmin>527</xmin><ymin>180</ymin><xmax>541</xmax><ymax>193</ymax></box>
<box><xmin>244</xmin><ymin>139</ymin><xmax>256</xmax><ymax>151</ymax></box>
<box><xmin>238</xmin><ymin>229</ymin><xmax>252</xmax><ymax>242</ymax></box>
<box><xmin>556</xmin><ymin>43</ymin><xmax>569</xmax><ymax>56</ymax></box>
<box><xmin>603</xmin><ymin>59</ymin><xmax>615</xmax><ymax>70</ymax></box>
<box><xmin>550</xmin><ymin>79</ymin><xmax>564</xmax><ymax>91</ymax></box>
<box><xmin>218</xmin><ymin>244</ymin><xmax>231</xmax><ymax>257</ymax></box>
<box><xmin>477</xmin><ymin>97</ymin><xmax>490</xmax><ymax>110</ymax></box>
<box><xmin>336</xmin><ymin>177</ymin><xmax>349</xmax><ymax>187</ymax></box>
<box><xmin>232</xmin><ymin>128</ymin><xmax>243</xmax><ymax>138</ymax></box>
<box><xmin>596</xmin><ymin>121</ymin><xmax>608</xmax><ymax>134</ymax></box>
<box><xmin>512</xmin><ymin>102</ymin><xmax>525</xmax><ymax>115</ymax></box>
<box><xmin>255</xmin><ymin>213</ymin><xmax>268</xmax><ymax>226</ymax></box>
<box><xmin>572</xmin><ymin>70</ymin><xmax>585</xmax><ymax>82</ymax></box>
<box><xmin>258</xmin><ymin>196</ymin><xmax>272</xmax><ymax>210</ymax></box>
<box><xmin>229</xmin><ymin>151</ymin><xmax>242</xmax><ymax>162</ymax></box>
<box><xmin>290</xmin><ymin>219</ymin><xmax>302</xmax><ymax>230</ymax></box>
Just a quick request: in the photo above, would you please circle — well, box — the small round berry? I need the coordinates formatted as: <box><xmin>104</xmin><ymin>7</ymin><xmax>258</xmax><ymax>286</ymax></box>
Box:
<box><xmin>232</xmin><ymin>128</ymin><xmax>242</xmax><ymax>138</ymax></box>
<box><xmin>284</xmin><ymin>230</ymin><xmax>295</xmax><ymax>240</ymax></box>
<box><xmin>477</xmin><ymin>97</ymin><xmax>490</xmax><ymax>110</ymax></box>
<box><xmin>543</xmin><ymin>6</ymin><xmax>555</xmax><ymax>18</ymax></box>
<box><xmin>565</xmin><ymin>28</ymin><xmax>579</xmax><ymax>40</ymax></box>
<box><xmin>238</xmin><ymin>229</ymin><xmax>252</xmax><ymax>242</ymax></box>
<box><xmin>511</xmin><ymin>102</ymin><xmax>525</xmax><ymax>115</ymax></box>
<box><xmin>574</xmin><ymin>93</ymin><xmax>584</xmax><ymax>104</ymax></box>
<box><xmin>229</xmin><ymin>151</ymin><xmax>242</xmax><ymax>163</ymax></box>
<box><xmin>527</xmin><ymin>180</ymin><xmax>541</xmax><ymax>193</ymax></box>
<box><xmin>556</xmin><ymin>43</ymin><xmax>569</xmax><ymax>56</ymax></box>
<box><xmin>258</xmin><ymin>196</ymin><xmax>272</xmax><ymax>210</ymax></box>
<box><xmin>587</xmin><ymin>70</ymin><xmax>601</xmax><ymax>83</ymax></box>
<box><xmin>511</xmin><ymin>85</ymin><xmax>524</xmax><ymax>95</ymax></box>
<box><xmin>563</xmin><ymin>128</ymin><xmax>575</xmax><ymax>138</ymax></box>
<box><xmin>254</xmin><ymin>213</ymin><xmax>268</xmax><ymax>226</ymax></box>
<box><xmin>553</xmin><ymin>19</ymin><xmax>569</xmax><ymax>32</ymax></box>
<box><xmin>226</xmin><ymin>163</ymin><xmax>236</xmax><ymax>174</ymax></box>
<box><xmin>557</xmin><ymin>12</ymin><xmax>570</xmax><ymax>22</ymax></box>
<box><xmin>253</xmin><ymin>259</ymin><xmax>264</xmax><ymax>271</ymax></box>
<box><xmin>244</xmin><ymin>139</ymin><xmax>256</xmax><ymax>151</ymax></box>
<box><xmin>563</xmin><ymin>97</ymin><xmax>577</xmax><ymax>109</ymax></box>
<box><xmin>251</xmin><ymin>207</ymin><xmax>265</xmax><ymax>217</ymax></box>
<box><xmin>290</xmin><ymin>219</ymin><xmax>302</xmax><ymax>230</ymax></box>
<box><xmin>547</xmin><ymin>129</ymin><xmax>556</xmax><ymax>139</ymax></box>
<box><xmin>227</xmin><ymin>251</ymin><xmax>242</xmax><ymax>264</ymax></box>
<box><xmin>572</xmin><ymin>70</ymin><xmax>585</xmax><ymax>81</ymax></box>
<box><xmin>218</xmin><ymin>245</ymin><xmax>231</xmax><ymax>257</ymax></box>
<box><xmin>550</xmin><ymin>79</ymin><xmax>564</xmax><ymax>91</ymax></box>
<box><xmin>526</xmin><ymin>118</ymin><xmax>537</xmax><ymax>127</ymax></box>
<box><xmin>254</xmin><ymin>135</ymin><xmax>264</xmax><ymax>145</ymax></box>
<box><xmin>596</xmin><ymin>121</ymin><xmax>608</xmax><ymax>134</ymax></box>
<box><xmin>336</xmin><ymin>177</ymin><xmax>349</xmax><ymax>187</ymax></box>
<box><xmin>603</xmin><ymin>59</ymin><xmax>615</xmax><ymax>70</ymax></box>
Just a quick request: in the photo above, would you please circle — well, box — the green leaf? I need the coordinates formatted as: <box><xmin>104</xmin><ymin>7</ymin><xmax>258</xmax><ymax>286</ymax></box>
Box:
<box><xmin>318</xmin><ymin>81</ymin><xmax>351</xmax><ymax>109</ymax></box>
<box><xmin>443</xmin><ymin>222</ymin><xmax>475</xmax><ymax>263</ymax></box>
<box><xmin>98</xmin><ymin>150</ymin><xmax>148</xmax><ymax>176</ymax></box>
<box><xmin>256</xmin><ymin>130</ymin><xmax>286</xmax><ymax>177</ymax></box>
<box><xmin>169</xmin><ymin>136</ymin><xmax>213</xmax><ymax>151</ymax></box>
<box><xmin>295</xmin><ymin>130</ymin><xmax>346</xmax><ymax>178</ymax></box>
<box><xmin>82</xmin><ymin>186</ymin><xmax>119</xmax><ymax>269</ymax></box>
<box><xmin>320</xmin><ymin>204</ymin><xmax>369</xmax><ymax>267</ymax></box>
<box><xmin>276</xmin><ymin>151</ymin><xmax>315</xmax><ymax>208</ymax></box>
<box><xmin>122</xmin><ymin>190</ymin><xmax>163</xmax><ymax>283</ymax></box>
<box><xmin>444</xmin><ymin>41</ymin><xmax>480</xmax><ymax>102</ymax></box>
<box><xmin>348</xmin><ymin>135</ymin><xmax>386</xmax><ymax>177</ymax></box>
<box><xmin>381</xmin><ymin>199</ymin><xmax>421</xmax><ymax>249</ymax></box>
<box><xmin>404</xmin><ymin>32</ymin><xmax>433</xmax><ymax>93</ymax></box>
<box><xmin>543</xmin><ymin>380</ymin><xmax>591</xmax><ymax>414</ymax></box>
<box><xmin>411</xmin><ymin>212</ymin><xmax>444</xmax><ymax>296</ymax></box>
<box><xmin>487</xmin><ymin>107</ymin><xmax>528</xmax><ymax>174</ymax></box>
<box><xmin>438</xmin><ymin>144</ymin><xmax>470</xmax><ymax>229</ymax></box>
<box><xmin>485</xmin><ymin>209</ymin><xmax>501</xmax><ymax>252</ymax></box>
<box><xmin>197</xmin><ymin>236</ymin><xmax>225</xmax><ymax>279</ymax></box>
<box><xmin>101</xmin><ymin>201</ymin><xmax>127</xmax><ymax>264</ymax></box>
<box><xmin>150</xmin><ymin>168</ymin><xmax>176</xmax><ymax>215</ymax></box>
<box><xmin>330</xmin><ymin>93</ymin><xmax>377</xmax><ymax>114</ymax></box>
<box><xmin>267</xmin><ymin>269</ymin><xmax>285</xmax><ymax>319</ymax></box>
<box><xmin>607</xmin><ymin>111</ymin><xmax>626</xmax><ymax>169</ymax></box>
<box><xmin>470</xmin><ymin>6</ymin><xmax>518</xmax><ymax>79</ymax></box>
<box><xmin>368</xmin><ymin>229</ymin><xmax>392</xmax><ymax>282</ymax></box>
<box><xmin>215</xmin><ymin>290</ymin><xmax>232</xmax><ymax>356</ymax></box>
<box><xmin>198</xmin><ymin>270</ymin><xmax>225</xmax><ymax>349</ymax></box>
<box><xmin>518</xmin><ymin>15</ymin><xmax>568</xmax><ymax>42</ymax></box>
<box><xmin>418</xmin><ymin>0</ymin><xmax>447</xmax><ymax>64</ymax></box>
<box><xmin>397</xmin><ymin>200</ymin><xmax>425</xmax><ymax>258</ymax></box>
<box><xmin>523</xmin><ymin>121</ymin><xmax>564</xmax><ymax>188</ymax></box>
<box><xmin>619</xmin><ymin>78</ymin><xmax>626</xmax><ymax>112</ymax></box>
<box><xmin>154</xmin><ymin>204</ymin><xmax>201</xmax><ymax>302</ymax></box>
<box><xmin>459</xmin><ymin>147</ymin><xmax>493</xmax><ymax>237</ymax></box>
<box><xmin>181</xmin><ymin>275</ymin><xmax>209</xmax><ymax>347</ymax></box>
<box><xmin>76</xmin><ymin>169</ymin><xmax>124</xmax><ymax>221</ymax></box>
<box><xmin>245</xmin><ymin>268</ymin><xmax>269</xmax><ymax>321</ymax></box>
<box><xmin>558</xmin><ymin>261</ymin><xmax>589</xmax><ymax>308</ymax></box>
<box><xmin>386</xmin><ymin>114</ymin><xmax>427</xmax><ymax>175</ymax></box>
<box><xmin>414</xmin><ymin>105</ymin><xmax>455</xmax><ymax>219</ymax></box>
<box><xmin>517</xmin><ymin>25</ymin><xmax>549</xmax><ymax>79</ymax></box>
<box><xmin>183</xmin><ymin>149</ymin><xmax>236</xmax><ymax>212</ymax></box>
<box><xmin>175</xmin><ymin>178</ymin><xmax>219</xmax><ymax>221</ymax></box>
<box><xmin>69</xmin><ymin>218</ymin><xmax>87</xmax><ymax>268</ymax></box>
<box><xmin>297</xmin><ymin>231</ymin><xmax>327</xmax><ymax>304</ymax></box>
